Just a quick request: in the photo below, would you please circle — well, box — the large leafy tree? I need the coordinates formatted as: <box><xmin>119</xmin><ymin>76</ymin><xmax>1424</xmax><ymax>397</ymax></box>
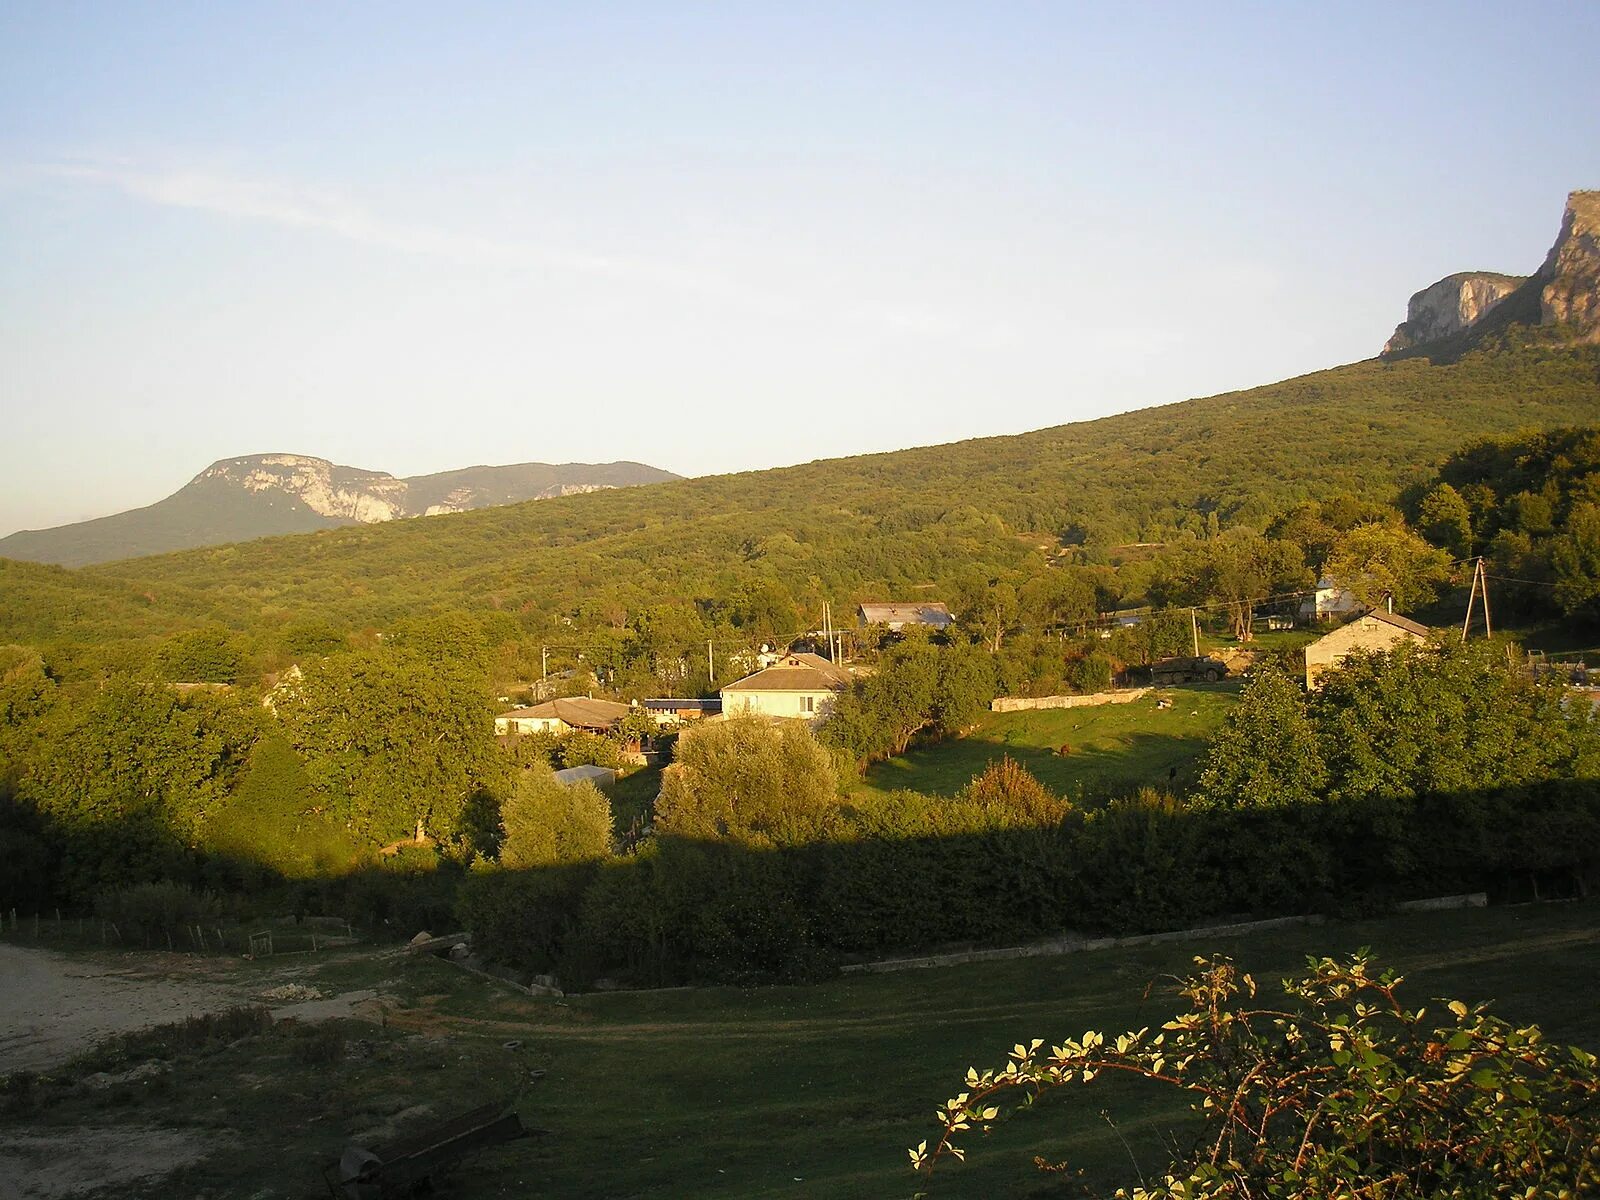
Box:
<box><xmin>1312</xmin><ymin>641</ymin><xmax>1600</xmax><ymax>803</ymax></box>
<box><xmin>1324</xmin><ymin>522</ymin><xmax>1453</xmax><ymax>612</ymax></box>
<box><xmin>275</xmin><ymin>645</ymin><xmax>501</xmax><ymax>843</ymax></box>
<box><xmin>1551</xmin><ymin>501</ymin><xmax>1600</xmax><ymax>622</ymax></box>
<box><xmin>1194</xmin><ymin>664</ymin><xmax>1326</xmax><ymax>808</ymax></box>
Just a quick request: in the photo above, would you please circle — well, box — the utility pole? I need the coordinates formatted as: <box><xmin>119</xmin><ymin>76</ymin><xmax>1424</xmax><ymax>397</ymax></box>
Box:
<box><xmin>541</xmin><ymin>646</ymin><xmax>548</xmax><ymax>694</ymax></box>
<box><xmin>1461</xmin><ymin>558</ymin><xmax>1492</xmax><ymax>642</ymax></box>
<box><xmin>707</xmin><ymin>640</ymin><xmax>715</xmax><ymax>683</ymax></box>
<box><xmin>1190</xmin><ymin>608</ymin><xmax>1200</xmax><ymax>657</ymax></box>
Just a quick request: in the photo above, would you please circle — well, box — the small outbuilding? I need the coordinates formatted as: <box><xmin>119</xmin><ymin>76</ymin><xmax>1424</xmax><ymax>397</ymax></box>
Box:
<box><xmin>1304</xmin><ymin>609</ymin><xmax>1430</xmax><ymax>689</ymax></box>
<box><xmin>719</xmin><ymin>652</ymin><xmax>852</xmax><ymax>722</ymax></box>
<box><xmin>554</xmin><ymin>764</ymin><xmax>619</xmax><ymax>788</ymax></box>
<box><xmin>495</xmin><ymin>696</ymin><xmax>631</xmax><ymax>735</ymax></box>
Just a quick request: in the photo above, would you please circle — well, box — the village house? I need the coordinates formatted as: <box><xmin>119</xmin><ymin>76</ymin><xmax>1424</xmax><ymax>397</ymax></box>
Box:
<box><xmin>1303</xmin><ymin>608</ymin><xmax>1430</xmax><ymax>689</ymax></box>
<box><xmin>857</xmin><ymin>601</ymin><xmax>955</xmax><ymax>632</ymax></box>
<box><xmin>1299</xmin><ymin>577</ymin><xmax>1363</xmax><ymax>622</ymax></box>
<box><xmin>494</xmin><ymin>696</ymin><xmax>630</xmax><ymax>735</ymax></box>
<box><xmin>719</xmin><ymin>652</ymin><xmax>852</xmax><ymax>722</ymax></box>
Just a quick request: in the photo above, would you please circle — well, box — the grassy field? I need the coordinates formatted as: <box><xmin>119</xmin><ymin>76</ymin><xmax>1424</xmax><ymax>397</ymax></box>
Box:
<box><xmin>6</xmin><ymin>901</ymin><xmax>1597</xmax><ymax>1199</ymax></box>
<box><xmin>858</xmin><ymin>681</ymin><xmax>1241</xmax><ymax>802</ymax></box>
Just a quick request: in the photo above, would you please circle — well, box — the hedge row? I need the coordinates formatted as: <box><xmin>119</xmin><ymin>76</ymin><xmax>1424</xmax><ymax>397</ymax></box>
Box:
<box><xmin>460</xmin><ymin>779</ymin><xmax>1600</xmax><ymax>987</ymax></box>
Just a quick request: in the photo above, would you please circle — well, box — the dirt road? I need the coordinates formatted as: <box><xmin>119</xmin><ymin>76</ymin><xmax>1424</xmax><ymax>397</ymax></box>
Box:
<box><xmin>0</xmin><ymin>943</ymin><xmax>242</xmax><ymax>1075</ymax></box>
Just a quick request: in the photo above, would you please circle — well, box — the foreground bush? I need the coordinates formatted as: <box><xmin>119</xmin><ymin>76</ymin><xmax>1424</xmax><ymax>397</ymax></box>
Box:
<box><xmin>913</xmin><ymin>953</ymin><xmax>1600</xmax><ymax>1197</ymax></box>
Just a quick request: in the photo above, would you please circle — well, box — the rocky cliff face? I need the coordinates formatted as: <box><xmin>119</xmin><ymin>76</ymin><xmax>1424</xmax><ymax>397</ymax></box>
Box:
<box><xmin>1539</xmin><ymin>190</ymin><xmax>1600</xmax><ymax>340</ymax></box>
<box><xmin>1383</xmin><ymin>190</ymin><xmax>1600</xmax><ymax>355</ymax></box>
<box><xmin>1383</xmin><ymin>272</ymin><xmax>1525</xmax><ymax>355</ymax></box>
<box><xmin>198</xmin><ymin>455</ymin><xmax>411</xmax><ymax>522</ymax></box>
<box><xmin>0</xmin><ymin>454</ymin><xmax>681</xmax><ymax>566</ymax></box>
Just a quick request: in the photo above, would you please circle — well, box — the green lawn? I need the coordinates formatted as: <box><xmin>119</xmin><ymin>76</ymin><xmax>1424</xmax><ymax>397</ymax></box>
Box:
<box><xmin>858</xmin><ymin>682</ymin><xmax>1240</xmax><ymax>803</ymax></box>
<box><xmin>11</xmin><ymin>901</ymin><xmax>1597</xmax><ymax>1199</ymax></box>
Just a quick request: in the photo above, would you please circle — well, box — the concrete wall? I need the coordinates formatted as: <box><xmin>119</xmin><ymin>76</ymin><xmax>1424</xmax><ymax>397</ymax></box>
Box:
<box><xmin>991</xmin><ymin>687</ymin><xmax>1151</xmax><ymax>713</ymax></box>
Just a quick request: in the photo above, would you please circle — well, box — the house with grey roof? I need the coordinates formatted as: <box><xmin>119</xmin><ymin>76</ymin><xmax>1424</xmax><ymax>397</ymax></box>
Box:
<box><xmin>719</xmin><ymin>652</ymin><xmax>852</xmax><ymax>723</ymax></box>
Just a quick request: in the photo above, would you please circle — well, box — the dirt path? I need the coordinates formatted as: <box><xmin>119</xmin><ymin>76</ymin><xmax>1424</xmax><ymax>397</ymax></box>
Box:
<box><xmin>0</xmin><ymin>944</ymin><xmax>244</xmax><ymax>1075</ymax></box>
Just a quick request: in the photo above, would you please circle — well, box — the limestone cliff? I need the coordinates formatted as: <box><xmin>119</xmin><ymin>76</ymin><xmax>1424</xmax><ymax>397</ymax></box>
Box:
<box><xmin>0</xmin><ymin>454</ymin><xmax>681</xmax><ymax>566</ymax></box>
<box><xmin>1539</xmin><ymin>190</ymin><xmax>1600</xmax><ymax>341</ymax></box>
<box><xmin>1383</xmin><ymin>190</ymin><xmax>1600</xmax><ymax>355</ymax></box>
<box><xmin>1383</xmin><ymin>272</ymin><xmax>1525</xmax><ymax>355</ymax></box>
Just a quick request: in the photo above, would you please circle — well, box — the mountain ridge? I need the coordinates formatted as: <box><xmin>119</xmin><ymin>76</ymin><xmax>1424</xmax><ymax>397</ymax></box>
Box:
<box><xmin>0</xmin><ymin>454</ymin><xmax>681</xmax><ymax>567</ymax></box>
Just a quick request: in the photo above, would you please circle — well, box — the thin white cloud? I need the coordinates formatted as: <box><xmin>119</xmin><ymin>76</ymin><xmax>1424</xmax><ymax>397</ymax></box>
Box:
<box><xmin>17</xmin><ymin>157</ymin><xmax>1016</xmax><ymax>345</ymax></box>
<box><xmin>25</xmin><ymin>158</ymin><xmax>780</xmax><ymax>305</ymax></box>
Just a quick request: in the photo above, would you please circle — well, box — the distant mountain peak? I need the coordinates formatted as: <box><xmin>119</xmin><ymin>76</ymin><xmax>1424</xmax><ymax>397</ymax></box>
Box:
<box><xmin>1382</xmin><ymin>189</ymin><xmax>1600</xmax><ymax>356</ymax></box>
<box><xmin>0</xmin><ymin>454</ymin><xmax>681</xmax><ymax>566</ymax></box>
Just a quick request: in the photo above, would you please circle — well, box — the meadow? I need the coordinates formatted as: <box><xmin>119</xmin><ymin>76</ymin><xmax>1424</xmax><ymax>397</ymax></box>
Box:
<box><xmin>857</xmin><ymin>681</ymin><xmax>1241</xmax><ymax>802</ymax></box>
<box><xmin>6</xmin><ymin>901</ymin><xmax>1596</xmax><ymax>1198</ymax></box>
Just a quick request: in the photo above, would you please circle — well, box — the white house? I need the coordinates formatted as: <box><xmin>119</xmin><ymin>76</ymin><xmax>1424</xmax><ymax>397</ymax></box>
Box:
<box><xmin>718</xmin><ymin>652</ymin><xmax>852</xmax><ymax>723</ymax></box>
<box><xmin>1299</xmin><ymin>577</ymin><xmax>1363</xmax><ymax>622</ymax></box>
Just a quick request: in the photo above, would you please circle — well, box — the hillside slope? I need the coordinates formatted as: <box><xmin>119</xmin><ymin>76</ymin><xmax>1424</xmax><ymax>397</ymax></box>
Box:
<box><xmin>3</xmin><ymin>338</ymin><xmax>1596</xmax><ymax>650</ymax></box>
<box><xmin>0</xmin><ymin>455</ymin><xmax>680</xmax><ymax>567</ymax></box>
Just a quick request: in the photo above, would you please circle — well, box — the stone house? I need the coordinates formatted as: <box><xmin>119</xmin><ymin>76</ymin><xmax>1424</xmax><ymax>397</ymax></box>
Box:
<box><xmin>1303</xmin><ymin>609</ymin><xmax>1430</xmax><ymax>689</ymax></box>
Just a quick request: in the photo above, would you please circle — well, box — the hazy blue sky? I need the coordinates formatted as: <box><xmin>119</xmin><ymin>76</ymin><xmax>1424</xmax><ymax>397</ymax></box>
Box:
<box><xmin>2</xmin><ymin>2</ymin><xmax>1597</xmax><ymax>535</ymax></box>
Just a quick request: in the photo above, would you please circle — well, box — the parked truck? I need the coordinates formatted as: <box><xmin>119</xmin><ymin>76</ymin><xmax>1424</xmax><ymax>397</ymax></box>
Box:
<box><xmin>1150</xmin><ymin>655</ymin><xmax>1228</xmax><ymax>685</ymax></box>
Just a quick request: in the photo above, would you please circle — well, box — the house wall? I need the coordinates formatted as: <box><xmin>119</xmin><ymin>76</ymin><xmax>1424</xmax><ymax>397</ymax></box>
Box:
<box><xmin>720</xmin><ymin>689</ymin><xmax>838</xmax><ymax>722</ymax></box>
<box><xmin>495</xmin><ymin>716</ymin><xmax>571</xmax><ymax>735</ymax></box>
<box><xmin>1304</xmin><ymin>617</ymin><xmax>1425</xmax><ymax>688</ymax></box>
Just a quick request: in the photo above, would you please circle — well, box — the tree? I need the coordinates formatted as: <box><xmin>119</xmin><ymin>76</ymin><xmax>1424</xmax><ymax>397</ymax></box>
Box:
<box><xmin>912</xmin><ymin>954</ymin><xmax>1600</xmax><ymax>1197</ymax></box>
<box><xmin>1551</xmin><ymin>501</ymin><xmax>1600</xmax><ymax>622</ymax></box>
<box><xmin>1165</xmin><ymin>532</ymin><xmax>1309</xmax><ymax>641</ymax></box>
<box><xmin>275</xmin><ymin>646</ymin><xmax>501</xmax><ymax>844</ymax></box>
<box><xmin>499</xmin><ymin>765</ymin><xmax>614</xmax><ymax>868</ymax></box>
<box><xmin>1417</xmin><ymin>482</ymin><xmax>1474</xmax><ymax>559</ymax></box>
<box><xmin>1313</xmin><ymin>641</ymin><xmax>1600</xmax><ymax>802</ymax></box>
<box><xmin>655</xmin><ymin>716</ymin><xmax>837</xmax><ymax>847</ymax></box>
<box><xmin>155</xmin><ymin>624</ymin><xmax>244</xmax><ymax>683</ymax></box>
<box><xmin>1194</xmin><ymin>664</ymin><xmax>1327</xmax><ymax>808</ymax></box>
<box><xmin>1324</xmin><ymin>522</ymin><xmax>1453</xmax><ymax>613</ymax></box>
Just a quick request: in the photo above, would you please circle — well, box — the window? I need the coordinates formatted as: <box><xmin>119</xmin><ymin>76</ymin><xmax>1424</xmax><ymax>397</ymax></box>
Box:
<box><xmin>802</xmin><ymin>695</ymin><xmax>815</xmax><ymax>714</ymax></box>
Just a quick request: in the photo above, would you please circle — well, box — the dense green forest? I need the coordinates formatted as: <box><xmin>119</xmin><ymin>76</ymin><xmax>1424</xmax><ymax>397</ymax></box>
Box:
<box><xmin>2</xmin><ymin>338</ymin><xmax>1597</xmax><ymax>690</ymax></box>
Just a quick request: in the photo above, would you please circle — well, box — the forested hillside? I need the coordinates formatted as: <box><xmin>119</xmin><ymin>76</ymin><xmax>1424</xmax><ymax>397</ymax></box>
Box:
<box><xmin>3</xmin><ymin>338</ymin><xmax>1596</xmax><ymax>661</ymax></box>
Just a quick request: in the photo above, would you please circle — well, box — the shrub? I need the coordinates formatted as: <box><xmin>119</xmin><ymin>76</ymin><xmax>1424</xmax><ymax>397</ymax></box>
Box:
<box><xmin>500</xmin><ymin>766</ymin><xmax>614</xmax><ymax>868</ymax></box>
<box><xmin>656</xmin><ymin>716</ymin><xmax>838</xmax><ymax>847</ymax></box>
<box><xmin>913</xmin><ymin>953</ymin><xmax>1600</xmax><ymax>1196</ymax></box>
<box><xmin>94</xmin><ymin>881</ymin><xmax>221</xmax><ymax>939</ymax></box>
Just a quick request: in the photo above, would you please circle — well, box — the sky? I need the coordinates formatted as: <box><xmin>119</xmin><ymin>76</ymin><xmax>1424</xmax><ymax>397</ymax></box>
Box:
<box><xmin>2</xmin><ymin>2</ymin><xmax>1597</xmax><ymax>536</ymax></box>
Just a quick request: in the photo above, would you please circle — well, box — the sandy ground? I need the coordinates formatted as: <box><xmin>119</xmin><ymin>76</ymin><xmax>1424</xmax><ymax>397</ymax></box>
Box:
<box><xmin>0</xmin><ymin>944</ymin><xmax>244</xmax><ymax>1075</ymax></box>
<box><xmin>0</xmin><ymin>1126</ymin><xmax>224</xmax><ymax>1200</ymax></box>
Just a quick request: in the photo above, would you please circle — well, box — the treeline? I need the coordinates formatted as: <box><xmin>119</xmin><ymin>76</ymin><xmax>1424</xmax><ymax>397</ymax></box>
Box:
<box><xmin>458</xmin><ymin>642</ymin><xmax>1600</xmax><ymax>986</ymax></box>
